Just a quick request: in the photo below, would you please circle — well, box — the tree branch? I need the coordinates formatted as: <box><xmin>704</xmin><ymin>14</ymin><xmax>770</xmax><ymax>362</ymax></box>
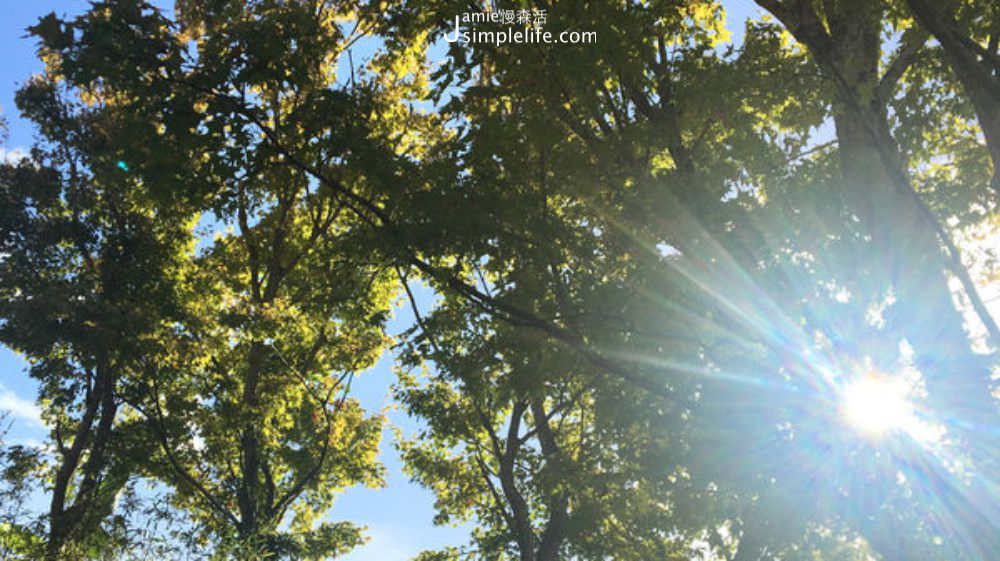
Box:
<box><xmin>876</xmin><ymin>25</ymin><xmax>930</xmax><ymax>102</ymax></box>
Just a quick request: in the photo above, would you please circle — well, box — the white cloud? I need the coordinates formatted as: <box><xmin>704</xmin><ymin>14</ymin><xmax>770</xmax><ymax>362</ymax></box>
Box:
<box><xmin>0</xmin><ymin>146</ymin><xmax>28</xmax><ymax>164</ymax></box>
<box><xmin>0</xmin><ymin>384</ymin><xmax>43</xmax><ymax>428</ymax></box>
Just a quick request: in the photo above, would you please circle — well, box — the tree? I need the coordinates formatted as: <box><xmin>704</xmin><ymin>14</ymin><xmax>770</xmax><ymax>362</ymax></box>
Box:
<box><xmin>381</xmin><ymin>0</ymin><xmax>1000</xmax><ymax>559</ymax></box>
<box><xmin>395</xmin><ymin>277</ymin><xmax>713</xmax><ymax>560</ymax></box>
<box><xmin>6</xmin><ymin>0</ymin><xmax>1000</xmax><ymax>559</ymax></box>
<box><xmin>0</xmin><ymin>77</ymin><xmax>192</xmax><ymax>558</ymax></box>
<box><xmin>11</xmin><ymin>0</ymin><xmax>423</xmax><ymax>557</ymax></box>
<box><xmin>748</xmin><ymin>0</ymin><xmax>1000</xmax><ymax>556</ymax></box>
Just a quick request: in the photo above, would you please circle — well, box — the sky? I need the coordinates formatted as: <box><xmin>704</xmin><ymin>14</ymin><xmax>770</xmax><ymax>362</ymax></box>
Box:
<box><xmin>0</xmin><ymin>1</ymin><xmax>761</xmax><ymax>559</ymax></box>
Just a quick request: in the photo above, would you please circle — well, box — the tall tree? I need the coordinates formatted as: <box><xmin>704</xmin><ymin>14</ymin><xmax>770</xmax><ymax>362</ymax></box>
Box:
<box><xmin>750</xmin><ymin>0</ymin><xmax>1000</xmax><ymax>556</ymax></box>
<box><xmin>8</xmin><ymin>0</ymin><xmax>1000</xmax><ymax>559</ymax></box>
<box><xmin>379</xmin><ymin>1</ymin><xmax>885</xmax><ymax>559</ymax></box>
<box><xmin>17</xmin><ymin>0</ymin><xmax>425</xmax><ymax>557</ymax></box>
<box><xmin>382</xmin><ymin>0</ymin><xmax>1000</xmax><ymax>559</ymax></box>
<box><xmin>0</xmin><ymin>77</ymin><xmax>193</xmax><ymax>558</ymax></box>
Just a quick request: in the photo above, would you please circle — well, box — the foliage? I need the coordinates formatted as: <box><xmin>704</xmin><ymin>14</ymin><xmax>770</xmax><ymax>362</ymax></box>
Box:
<box><xmin>1</xmin><ymin>0</ymin><xmax>999</xmax><ymax>560</ymax></box>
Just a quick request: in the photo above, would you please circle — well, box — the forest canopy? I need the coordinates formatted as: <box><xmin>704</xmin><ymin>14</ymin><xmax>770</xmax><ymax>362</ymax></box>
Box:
<box><xmin>1</xmin><ymin>0</ymin><xmax>1000</xmax><ymax>560</ymax></box>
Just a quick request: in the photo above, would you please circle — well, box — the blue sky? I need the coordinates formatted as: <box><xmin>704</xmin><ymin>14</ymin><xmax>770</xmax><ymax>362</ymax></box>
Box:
<box><xmin>0</xmin><ymin>1</ymin><xmax>760</xmax><ymax>558</ymax></box>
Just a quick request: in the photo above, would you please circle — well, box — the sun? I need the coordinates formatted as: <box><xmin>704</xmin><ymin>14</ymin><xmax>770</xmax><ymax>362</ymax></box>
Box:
<box><xmin>841</xmin><ymin>376</ymin><xmax>917</xmax><ymax>437</ymax></box>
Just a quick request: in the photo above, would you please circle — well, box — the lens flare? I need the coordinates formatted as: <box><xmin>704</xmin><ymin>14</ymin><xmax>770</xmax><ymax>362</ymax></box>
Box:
<box><xmin>841</xmin><ymin>376</ymin><xmax>916</xmax><ymax>437</ymax></box>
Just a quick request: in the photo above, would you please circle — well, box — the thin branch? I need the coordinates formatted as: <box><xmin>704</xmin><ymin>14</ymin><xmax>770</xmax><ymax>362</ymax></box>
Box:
<box><xmin>473</xmin><ymin>448</ymin><xmax>515</xmax><ymax>528</ymax></box>
<box><xmin>137</xmin><ymin>373</ymin><xmax>240</xmax><ymax>528</ymax></box>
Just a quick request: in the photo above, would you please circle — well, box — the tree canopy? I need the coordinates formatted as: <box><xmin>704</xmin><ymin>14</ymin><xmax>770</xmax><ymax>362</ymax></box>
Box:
<box><xmin>1</xmin><ymin>0</ymin><xmax>1000</xmax><ymax>560</ymax></box>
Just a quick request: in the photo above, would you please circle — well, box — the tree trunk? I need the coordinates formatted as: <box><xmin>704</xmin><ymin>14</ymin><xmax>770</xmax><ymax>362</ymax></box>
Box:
<box><xmin>498</xmin><ymin>401</ymin><xmax>537</xmax><ymax>561</ymax></box>
<box><xmin>238</xmin><ymin>341</ymin><xmax>266</xmax><ymax>541</ymax></box>
<box><xmin>530</xmin><ymin>399</ymin><xmax>569</xmax><ymax>561</ymax></box>
<box><xmin>47</xmin><ymin>361</ymin><xmax>123</xmax><ymax>560</ymax></box>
